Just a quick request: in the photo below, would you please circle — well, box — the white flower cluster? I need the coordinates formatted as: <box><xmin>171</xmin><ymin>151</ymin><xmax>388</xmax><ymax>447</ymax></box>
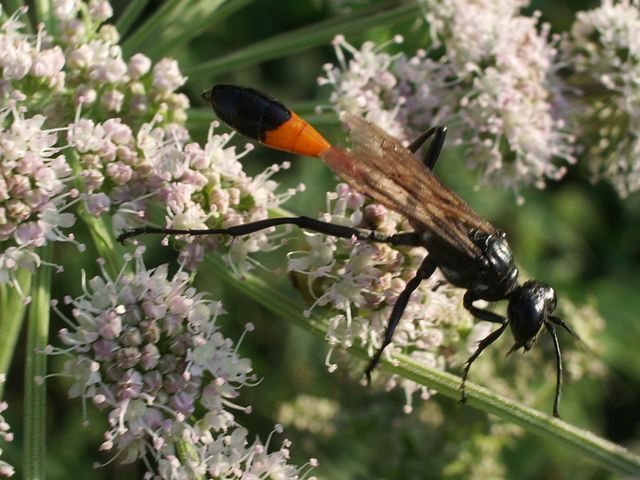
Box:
<box><xmin>319</xmin><ymin>34</ymin><xmax>406</xmax><ymax>137</ymax></box>
<box><xmin>0</xmin><ymin>1</ymin><xmax>297</xmax><ymax>291</ymax></box>
<box><xmin>0</xmin><ymin>107</ymin><xmax>78</xmax><ymax>293</ymax></box>
<box><xmin>564</xmin><ymin>0</ymin><xmax>640</xmax><ymax>196</ymax></box>
<box><xmin>68</xmin><ymin>115</ymin><xmax>300</xmax><ymax>270</ymax></box>
<box><xmin>51</xmin><ymin>248</ymin><xmax>313</xmax><ymax>478</ymax></box>
<box><xmin>322</xmin><ymin>0</ymin><xmax>640</xmax><ymax>198</ymax></box>
<box><xmin>320</xmin><ymin>0</ymin><xmax>575</xmax><ymax>198</ymax></box>
<box><xmin>288</xmin><ymin>184</ymin><xmax>472</xmax><ymax>412</ymax></box>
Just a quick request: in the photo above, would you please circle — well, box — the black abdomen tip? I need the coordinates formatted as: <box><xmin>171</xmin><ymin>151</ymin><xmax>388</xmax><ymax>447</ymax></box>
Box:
<box><xmin>204</xmin><ymin>84</ymin><xmax>291</xmax><ymax>141</ymax></box>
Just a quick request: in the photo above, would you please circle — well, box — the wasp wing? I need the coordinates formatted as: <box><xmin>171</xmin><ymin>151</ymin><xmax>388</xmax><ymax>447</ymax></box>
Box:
<box><xmin>320</xmin><ymin>115</ymin><xmax>496</xmax><ymax>259</ymax></box>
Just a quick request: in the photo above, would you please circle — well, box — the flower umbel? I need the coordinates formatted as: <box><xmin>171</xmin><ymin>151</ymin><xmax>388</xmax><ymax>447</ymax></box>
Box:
<box><xmin>51</xmin><ymin>248</ymin><xmax>309</xmax><ymax>477</ymax></box>
<box><xmin>320</xmin><ymin>0</ymin><xmax>575</xmax><ymax>198</ymax></box>
<box><xmin>0</xmin><ymin>2</ymin><xmax>297</xmax><ymax>287</ymax></box>
<box><xmin>0</xmin><ymin>2</ymin><xmax>189</xmax><ymax>290</ymax></box>
<box><xmin>0</xmin><ymin>105</ymin><xmax>78</xmax><ymax>294</ymax></box>
<box><xmin>562</xmin><ymin>0</ymin><xmax>640</xmax><ymax>197</ymax></box>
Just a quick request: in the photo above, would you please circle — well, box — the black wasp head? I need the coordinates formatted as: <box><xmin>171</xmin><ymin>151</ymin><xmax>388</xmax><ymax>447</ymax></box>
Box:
<box><xmin>506</xmin><ymin>280</ymin><xmax>557</xmax><ymax>354</ymax></box>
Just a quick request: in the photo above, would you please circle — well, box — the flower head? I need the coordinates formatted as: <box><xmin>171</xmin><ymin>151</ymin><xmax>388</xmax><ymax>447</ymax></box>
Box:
<box><xmin>0</xmin><ymin>106</ymin><xmax>78</xmax><ymax>293</ymax></box>
<box><xmin>51</xmin><ymin>248</ymin><xmax>310</xmax><ymax>477</ymax></box>
<box><xmin>0</xmin><ymin>2</ymin><xmax>192</xmax><ymax>291</ymax></box>
<box><xmin>0</xmin><ymin>2</ymin><xmax>298</xmax><ymax>285</ymax></box>
<box><xmin>320</xmin><ymin>1</ymin><xmax>575</xmax><ymax>198</ymax></box>
<box><xmin>562</xmin><ymin>0</ymin><xmax>640</xmax><ymax>197</ymax></box>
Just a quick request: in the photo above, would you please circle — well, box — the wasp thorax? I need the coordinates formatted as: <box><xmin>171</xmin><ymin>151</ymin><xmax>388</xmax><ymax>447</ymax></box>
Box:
<box><xmin>507</xmin><ymin>280</ymin><xmax>557</xmax><ymax>352</ymax></box>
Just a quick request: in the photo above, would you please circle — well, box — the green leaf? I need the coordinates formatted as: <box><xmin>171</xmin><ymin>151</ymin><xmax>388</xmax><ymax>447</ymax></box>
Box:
<box><xmin>0</xmin><ymin>269</ymin><xmax>32</xmax><ymax>386</ymax></box>
<box><xmin>115</xmin><ymin>0</ymin><xmax>152</xmax><ymax>38</ymax></box>
<box><xmin>121</xmin><ymin>0</ymin><xmax>182</xmax><ymax>57</ymax></box>
<box><xmin>67</xmin><ymin>150</ymin><xmax>126</xmax><ymax>278</ymax></box>
<box><xmin>121</xmin><ymin>0</ymin><xmax>256</xmax><ymax>61</ymax></box>
<box><xmin>184</xmin><ymin>2</ymin><xmax>421</xmax><ymax>77</ymax></box>
<box><xmin>139</xmin><ymin>0</ymin><xmax>256</xmax><ymax>62</ymax></box>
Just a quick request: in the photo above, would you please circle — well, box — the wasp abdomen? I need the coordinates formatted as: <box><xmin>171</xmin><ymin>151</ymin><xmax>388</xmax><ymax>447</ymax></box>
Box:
<box><xmin>204</xmin><ymin>84</ymin><xmax>330</xmax><ymax>157</ymax></box>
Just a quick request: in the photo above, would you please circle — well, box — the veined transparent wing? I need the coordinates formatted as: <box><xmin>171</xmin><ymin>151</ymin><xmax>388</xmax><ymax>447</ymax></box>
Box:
<box><xmin>320</xmin><ymin>115</ymin><xmax>496</xmax><ymax>259</ymax></box>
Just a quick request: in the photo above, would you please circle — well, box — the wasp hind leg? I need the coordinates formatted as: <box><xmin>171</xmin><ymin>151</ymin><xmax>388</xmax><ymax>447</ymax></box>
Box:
<box><xmin>118</xmin><ymin>216</ymin><xmax>424</xmax><ymax>247</ymax></box>
<box><xmin>364</xmin><ymin>255</ymin><xmax>437</xmax><ymax>384</ymax></box>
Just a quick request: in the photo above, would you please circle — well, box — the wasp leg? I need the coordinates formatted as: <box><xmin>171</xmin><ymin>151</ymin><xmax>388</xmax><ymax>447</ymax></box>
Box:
<box><xmin>364</xmin><ymin>255</ymin><xmax>437</xmax><ymax>384</ymax></box>
<box><xmin>545</xmin><ymin>322</ymin><xmax>563</xmax><ymax>417</ymax></box>
<box><xmin>460</xmin><ymin>321</ymin><xmax>509</xmax><ymax>404</ymax></box>
<box><xmin>118</xmin><ymin>216</ymin><xmax>424</xmax><ymax>247</ymax></box>
<box><xmin>460</xmin><ymin>292</ymin><xmax>509</xmax><ymax>402</ymax></box>
<box><xmin>407</xmin><ymin>126</ymin><xmax>448</xmax><ymax>170</ymax></box>
<box><xmin>463</xmin><ymin>291</ymin><xmax>505</xmax><ymax>324</ymax></box>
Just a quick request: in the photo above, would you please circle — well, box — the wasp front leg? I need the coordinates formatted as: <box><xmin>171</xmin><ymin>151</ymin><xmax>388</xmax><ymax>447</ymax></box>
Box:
<box><xmin>459</xmin><ymin>291</ymin><xmax>509</xmax><ymax>403</ymax></box>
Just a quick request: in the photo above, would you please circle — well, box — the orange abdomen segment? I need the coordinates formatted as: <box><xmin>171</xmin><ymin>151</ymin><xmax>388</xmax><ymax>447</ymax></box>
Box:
<box><xmin>263</xmin><ymin>111</ymin><xmax>331</xmax><ymax>158</ymax></box>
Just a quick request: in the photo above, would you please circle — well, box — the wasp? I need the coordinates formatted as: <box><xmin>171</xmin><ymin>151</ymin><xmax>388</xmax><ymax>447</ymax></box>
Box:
<box><xmin>120</xmin><ymin>84</ymin><xmax>581</xmax><ymax>417</ymax></box>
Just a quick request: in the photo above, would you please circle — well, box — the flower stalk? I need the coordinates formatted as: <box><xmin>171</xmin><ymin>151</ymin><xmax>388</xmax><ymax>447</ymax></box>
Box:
<box><xmin>0</xmin><ymin>270</ymin><xmax>31</xmax><ymax>380</ymax></box>
<box><xmin>23</xmin><ymin>244</ymin><xmax>53</xmax><ymax>480</ymax></box>
<box><xmin>204</xmin><ymin>253</ymin><xmax>640</xmax><ymax>476</ymax></box>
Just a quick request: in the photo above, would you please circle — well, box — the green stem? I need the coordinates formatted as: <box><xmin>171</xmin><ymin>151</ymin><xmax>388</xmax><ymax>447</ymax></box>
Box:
<box><xmin>0</xmin><ymin>270</ymin><xmax>32</xmax><ymax>394</ymax></box>
<box><xmin>115</xmin><ymin>0</ymin><xmax>151</xmax><ymax>38</ymax></box>
<box><xmin>176</xmin><ymin>441</ymin><xmax>203</xmax><ymax>480</ymax></box>
<box><xmin>23</xmin><ymin>244</ymin><xmax>53</xmax><ymax>480</ymax></box>
<box><xmin>78</xmin><ymin>211</ymin><xmax>126</xmax><ymax>279</ymax></box>
<box><xmin>33</xmin><ymin>0</ymin><xmax>53</xmax><ymax>33</ymax></box>
<box><xmin>184</xmin><ymin>2</ymin><xmax>421</xmax><ymax>77</ymax></box>
<box><xmin>389</xmin><ymin>355</ymin><xmax>640</xmax><ymax>475</ymax></box>
<box><xmin>204</xmin><ymin>254</ymin><xmax>640</xmax><ymax>476</ymax></box>
<box><xmin>0</xmin><ymin>272</ymin><xmax>31</xmax><ymax>366</ymax></box>
<box><xmin>67</xmin><ymin>149</ymin><xmax>125</xmax><ymax>278</ymax></box>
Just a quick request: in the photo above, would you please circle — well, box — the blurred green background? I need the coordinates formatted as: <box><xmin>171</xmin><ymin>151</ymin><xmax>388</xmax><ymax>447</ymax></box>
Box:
<box><xmin>3</xmin><ymin>0</ymin><xmax>640</xmax><ymax>478</ymax></box>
